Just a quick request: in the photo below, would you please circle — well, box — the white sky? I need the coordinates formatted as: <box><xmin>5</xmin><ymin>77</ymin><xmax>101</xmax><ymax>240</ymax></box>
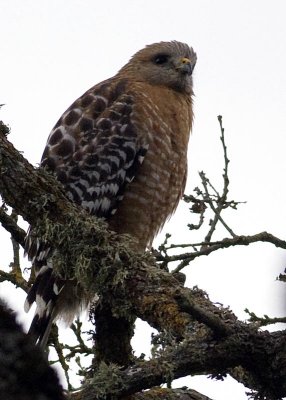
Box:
<box><xmin>1</xmin><ymin>1</ymin><xmax>286</xmax><ymax>399</ymax></box>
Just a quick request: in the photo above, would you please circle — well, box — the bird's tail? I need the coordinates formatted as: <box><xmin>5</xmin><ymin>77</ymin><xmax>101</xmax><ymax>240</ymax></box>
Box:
<box><xmin>25</xmin><ymin>230</ymin><xmax>91</xmax><ymax>347</ymax></box>
<box><xmin>28</xmin><ymin>306</ymin><xmax>55</xmax><ymax>349</ymax></box>
<box><xmin>24</xmin><ymin>265</ymin><xmax>63</xmax><ymax>348</ymax></box>
<box><xmin>24</xmin><ymin>228</ymin><xmax>65</xmax><ymax>347</ymax></box>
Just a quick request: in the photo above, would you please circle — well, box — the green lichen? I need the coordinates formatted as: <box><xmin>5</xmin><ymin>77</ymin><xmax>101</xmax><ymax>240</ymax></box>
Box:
<box><xmin>86</xmin><ymin>362</ymin><xmax>125</xmax><ymax>399</ymax></box>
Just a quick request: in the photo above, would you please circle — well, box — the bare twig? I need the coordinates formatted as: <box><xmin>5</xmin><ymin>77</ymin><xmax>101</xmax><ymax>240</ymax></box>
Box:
<box><xmin>0</xmin><ymin>269</ymin><xmax>28</xmax><ymax>292</ymax></box>
<box><xmin>70</xmin><ymin>319</ymin><xmax>92</xmax><ymax>354</ymax></box>
<box><xmin>50</xmin><ymin>331</ymin><xmax>74</xmax><ymax>391</ymax></box>
<box><xmin>203</xmin><ymin>116</ymin><xmax>236</xmax><ymax>241</ymax></box>
<box><xmin>245</xmin><ymin>309</ymin><xmax>286</xmax><ymax>327</ymax></box>
<box><xmin>0</xmin><ymin>205</ymin><xmax>26</xmax><ymax>247</ymax></box>
<box><xmin>59</xmin><ymin>319</ymin><xmax>93</xmax><ymax>361</ymax></box>
<box><xmin>9</xmin><ymin>211</ymin><xmax>22</xmax><ymax>276</ymax></box>
<box><xmin>183</xmin><ymin>194</ymin><xmax>206</xmax><ymax>232</ymax></box>
<box><xmin>163</xmin><ymin>232</ymin><xmax>286</xmax><ymax>273</ymax></box>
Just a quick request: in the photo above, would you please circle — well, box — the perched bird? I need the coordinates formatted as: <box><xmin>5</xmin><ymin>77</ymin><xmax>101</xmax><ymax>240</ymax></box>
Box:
<box><xmin>24</xmin><ymin>41</ymin><xmax>197</xmax><ymax>347</ymax></box>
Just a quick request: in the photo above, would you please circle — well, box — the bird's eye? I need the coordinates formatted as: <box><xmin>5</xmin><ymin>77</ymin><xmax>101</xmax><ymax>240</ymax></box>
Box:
<box><xmin>153</xmin><ymin>54</ymin><xmax>169</xmax><ymax>65</ymax></box>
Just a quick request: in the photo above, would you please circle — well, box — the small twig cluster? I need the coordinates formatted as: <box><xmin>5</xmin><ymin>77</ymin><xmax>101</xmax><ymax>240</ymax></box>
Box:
<box><xmin>155</xmin><ymin>117</ymin><xmax>286</xmax><ymax>279</ymax></box>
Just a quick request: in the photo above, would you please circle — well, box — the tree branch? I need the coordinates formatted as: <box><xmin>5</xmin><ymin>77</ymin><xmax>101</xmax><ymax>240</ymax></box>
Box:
<box><xmin>125</xmin><ymin>387</ymin><xmax>214</xmax><ymax>400</ymax></box>
<box><xmin>0</xmin><ymin>206</ymin><xmax>26</xmax><ymax>247</ymax></box>
<box><xmin>162</xmin><ymin>232</ymin><xmax>286</xmax><ymax>273</ymax></box>
<box><xmin>202</xmin><ymin>115</ymin><xmax>236</xmax><ymax>242</ymax></box>
<box><xmin>71</xmin><ymin>326</ymin><xmax>286</xmax><ymax>400</ymax></box>
<box><xmin>1</xmin><ymin>125</ymin><xmax>286</xmax><ymax>399</ymax></box>
<box><xmin>0</xmin><ymin>269</ymin><xmax>28</xmax><ymax>292</ymax></box>
<box><xmin>71</xmin><ymin>387</ymin><xmax>214</xmax><ymax>400</ymax></box>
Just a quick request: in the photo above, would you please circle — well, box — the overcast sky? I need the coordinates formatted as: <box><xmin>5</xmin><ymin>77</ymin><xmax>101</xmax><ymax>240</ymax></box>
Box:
<box><xmin>1</xmin><ymin>1</ymin><xmax>286</xmax><ymax>399</ymax></box>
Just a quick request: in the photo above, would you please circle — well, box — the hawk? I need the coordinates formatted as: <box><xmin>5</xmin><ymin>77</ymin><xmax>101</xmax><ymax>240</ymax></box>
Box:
<box><xmin>24</xmin><ymin>41</ymin><xmax>197</xmax><ymax>347</ymax></box>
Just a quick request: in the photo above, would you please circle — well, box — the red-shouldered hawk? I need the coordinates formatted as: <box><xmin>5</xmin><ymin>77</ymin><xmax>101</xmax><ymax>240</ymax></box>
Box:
<box><xmin>24</xmin><ymin>41</ymin><xmax>197</xmax><ymax>347</ymax></box>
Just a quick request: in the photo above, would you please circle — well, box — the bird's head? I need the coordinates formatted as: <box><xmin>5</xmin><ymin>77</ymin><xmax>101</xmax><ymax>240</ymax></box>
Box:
<box><xmin>119</xmin><ymin>41</ymin><xmax>197</xmax><ymax>94</ymax></box>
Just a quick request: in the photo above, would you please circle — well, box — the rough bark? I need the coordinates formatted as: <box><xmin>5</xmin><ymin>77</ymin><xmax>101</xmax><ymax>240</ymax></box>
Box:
<box><xmin>71</xmin><ymin>324</ymin><xmax>286</xmax><ymax>400</ymax></box>
<box><xmin>91</xmin><ymin>300</ymin><xmax>135</xmax><ymax>366</ymax></box>
<box><xmin>125</xmin><ymin>388</ymin><xmax>214</xmax><ymax>400</ymax></box>
<box><xmin>70</xmin><ymin>388</ymin><xmax>214</xmax><ymax>400</ymax></box>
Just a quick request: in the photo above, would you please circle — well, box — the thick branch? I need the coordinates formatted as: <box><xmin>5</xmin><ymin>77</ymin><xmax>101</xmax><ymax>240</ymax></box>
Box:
<box><xmin>71</xmin><ymin>388</ymin><xmax>214</xmax><ymax>400</ymax></box>
<box><xmin>125</xmin><ymin>387</ymin><xmax>214</xmax><ymax>400</ymax></box>
<box><xmin>71</xmin><ymin>327</ymin><xmax>286</xmax><ymax>400</ymax></box>
<box><xmin>0</xmin><ymin>128</ymin><xmax>83</xmax><ymax>227</ymax></box>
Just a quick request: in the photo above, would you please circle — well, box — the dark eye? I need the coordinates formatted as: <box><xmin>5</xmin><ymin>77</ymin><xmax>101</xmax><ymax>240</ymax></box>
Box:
<box><xmin>153</xmin><ymin>54</ymin><xmax>169</xmax><ymax>65</ymax></box>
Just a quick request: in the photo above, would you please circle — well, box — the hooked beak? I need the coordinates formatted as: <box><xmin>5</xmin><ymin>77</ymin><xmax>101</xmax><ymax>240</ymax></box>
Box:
<box><xmin>176</xmin><ymin>56</ymin><xmax>196</xmax><ymax>75</ymax></box>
